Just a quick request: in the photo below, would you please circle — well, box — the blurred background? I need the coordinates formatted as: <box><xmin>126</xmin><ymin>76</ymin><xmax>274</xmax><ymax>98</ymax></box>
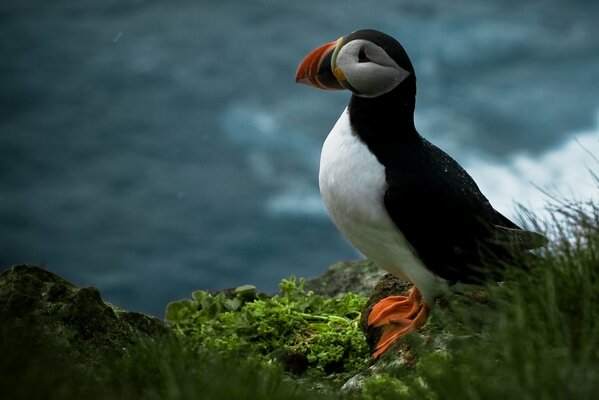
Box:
<box><xmin>1</xmin><ymin>0</ymin><xmax>598</xmax><ymax>317</ymax></box>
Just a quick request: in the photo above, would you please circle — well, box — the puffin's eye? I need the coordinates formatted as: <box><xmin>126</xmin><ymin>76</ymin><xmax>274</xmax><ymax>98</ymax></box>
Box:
<box><xmin>358</xmin><ymin>47</ymin><xmax>370</xmax><ymax>63</ymax></box>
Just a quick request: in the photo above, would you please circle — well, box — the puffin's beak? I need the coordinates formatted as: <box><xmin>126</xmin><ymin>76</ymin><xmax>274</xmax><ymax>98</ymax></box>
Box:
<box><xmin>295</xmin><ymin>40</ymin><xmax>345</xmax><ymax>90</ymax></box>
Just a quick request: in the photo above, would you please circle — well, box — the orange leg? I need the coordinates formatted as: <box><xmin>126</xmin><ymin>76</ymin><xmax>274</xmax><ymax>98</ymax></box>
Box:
<box><xmin>367</xmin><ymin>286</ymin><xmax>430</xmax><ymax>358</ymax></box>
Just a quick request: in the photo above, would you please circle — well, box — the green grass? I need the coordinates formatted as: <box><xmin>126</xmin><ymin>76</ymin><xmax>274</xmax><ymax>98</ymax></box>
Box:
<box><xmin>1</xmin><ymin>202</ymin><xmax>598</xmax><ymax>399</ymax></box>
<box><xmin>0</xmin><ymin>333</ymin><xmax>340</xmax><ymax>400</ymax></box>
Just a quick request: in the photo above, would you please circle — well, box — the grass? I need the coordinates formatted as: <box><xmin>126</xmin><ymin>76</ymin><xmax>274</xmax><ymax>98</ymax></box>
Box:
<box><xmin>1</xmin><ymin>201</ymin><xmax>598</xmax><ymax>399</ymax></box>
<box><xmin>0</xmin><ymin>333</ymin><xmax>339</xmax><ymax>400</ymax></box>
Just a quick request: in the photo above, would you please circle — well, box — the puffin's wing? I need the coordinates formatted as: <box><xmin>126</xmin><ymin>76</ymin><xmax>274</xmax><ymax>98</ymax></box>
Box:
<box><xmin>383</xmin><ymin>158</ymin><xmax>545</xmax><ymax>282</ymax></box>
<box><xmin>490</xmin><ymin>224</ymin><xmax>548</xmax><ymax>250</ymax></box>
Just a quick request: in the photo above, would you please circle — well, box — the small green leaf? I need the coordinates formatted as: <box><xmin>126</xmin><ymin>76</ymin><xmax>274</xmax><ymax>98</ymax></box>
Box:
<box><xmin>223</xmin><ymin>297</ymin><xmax>242</xmax><ymax>311</ymax></box>
<box><xmin>235</xmin><ymin>284</ymin><xmax>256</xmax><ymax>294</ymax></box>
<box><xmin>165</xmin><ymin>299</ymin><xmax>194</xmax><ymax>323</ymax></box>
<box><xmin>192</xmin><ymin>290</ymin><xmax>209</xmax><ymax>303</ymax></box>
<box><xmin>256</xmin><ymin>292</ymin><xmax>270</xmax><ymax>301</ymax></box>
<box><xmin>204</xmin><ymin>301</ymin><xmax>218</xmax><ymax>319</ymax></box>
<box><xmin>199</xmin><ymin>296</ymin><xmax>211</xmax><ymax>310</ymax></box>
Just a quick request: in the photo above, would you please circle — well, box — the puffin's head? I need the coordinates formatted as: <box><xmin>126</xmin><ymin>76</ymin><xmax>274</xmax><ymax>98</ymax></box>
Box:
<box><xmin>295</xmin><ymin>29</ymin><xmax>415</xmax><ymax>98</ymax></box>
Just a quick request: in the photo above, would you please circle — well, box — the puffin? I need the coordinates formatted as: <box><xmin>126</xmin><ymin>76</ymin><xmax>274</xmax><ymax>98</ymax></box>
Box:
<box><xmin>295</xmin><ymin>29</ymin><xmax>546</xmax><ymax>358</ymax></box>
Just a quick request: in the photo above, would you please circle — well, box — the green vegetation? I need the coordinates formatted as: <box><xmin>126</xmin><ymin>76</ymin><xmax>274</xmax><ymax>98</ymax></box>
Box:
<box><xmin>1</xmin><ymin>202</ymin><xmax>598</xmax><ymax>399</ymax></box>
<box><xmin>0</xmin><ymin>331</ymin><xmax>339</xmax><ymax>400</ymax></box>
<box><xmin>165</xmin><ymin>277</ymin><xmax>370</xmax><ymax>378</ymax></box>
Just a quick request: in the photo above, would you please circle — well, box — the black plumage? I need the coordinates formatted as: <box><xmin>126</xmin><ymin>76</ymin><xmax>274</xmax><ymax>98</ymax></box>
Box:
<box><xmin>346</xmin><ymin>30</ymin><xmax>544</xmax><ymax>283</ymax></box>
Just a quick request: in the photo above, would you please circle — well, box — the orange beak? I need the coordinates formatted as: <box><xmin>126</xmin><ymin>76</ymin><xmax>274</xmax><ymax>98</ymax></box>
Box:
<box><xmin>295</xmin><ymin>41</ymin><xmax>344</xmax><ymax>90</ymax></box>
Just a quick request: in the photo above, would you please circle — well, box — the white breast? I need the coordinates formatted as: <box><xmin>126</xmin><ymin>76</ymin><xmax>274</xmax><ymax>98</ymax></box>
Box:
<box><xmin>318</xmin><ymin>108</ymin><xmax>444</xmax><ymax>301</ymax></box>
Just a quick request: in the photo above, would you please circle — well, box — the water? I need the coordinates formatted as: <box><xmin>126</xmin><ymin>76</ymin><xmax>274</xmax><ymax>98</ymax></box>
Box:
<box><xmin>1</xmin><ymin>0</ymin><xmax>598</xmax><ymax>316</ymax></box>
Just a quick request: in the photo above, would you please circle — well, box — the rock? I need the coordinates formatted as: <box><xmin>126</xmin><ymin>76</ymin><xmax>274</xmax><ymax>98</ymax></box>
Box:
<box><xmin>305</xmin><ymin>259</ymin><xmax>386</xmax><ymax>298</ymax></box>
<box><xmin>359</xmin><ymin>273</ymin><xmax>418</xmax><ymax>357</ymax></box>
<box><xmin>343</xmin><ymin>272</ymin><xmax>493</xmax><ymax>391</ymax></box>
<box><xmin>339</xmin><ymin>273</ymin><xmax>424</xmax><ymax>390</ymax></box>
<box><xmin>0</xmin><ymin>264</ymin><xmax>169</xmax><ymax>368</ymax></box>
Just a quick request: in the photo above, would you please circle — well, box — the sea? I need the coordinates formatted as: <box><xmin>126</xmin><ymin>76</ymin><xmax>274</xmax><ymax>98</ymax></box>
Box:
<box><xmin>1</xmin><ymin>0</ymin><xmax>598</xmax><ymax>317</ymax></box>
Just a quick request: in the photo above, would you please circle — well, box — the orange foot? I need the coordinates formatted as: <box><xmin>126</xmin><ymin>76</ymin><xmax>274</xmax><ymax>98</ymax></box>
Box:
<box><xmin>367</xmin><ymin>286</ymin><xmax>430</xmax><ymax>358</ymax></box>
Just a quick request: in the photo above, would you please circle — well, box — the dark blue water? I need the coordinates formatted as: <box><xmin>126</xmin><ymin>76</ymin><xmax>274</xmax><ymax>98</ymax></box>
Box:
<box><xmin>2</xmin><ymin>0</ymin><xmax>598</xmax><ymax>317</ymax></box>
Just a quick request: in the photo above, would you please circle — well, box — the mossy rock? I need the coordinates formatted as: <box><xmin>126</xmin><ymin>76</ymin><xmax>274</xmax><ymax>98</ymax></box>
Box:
<box><xmin>343</xmin><ymin>272</ymin><xmax>493</xmax><ymax>390</ymax></box>
<box><xmin>0</xmin><ymin>264</ymin><xmax>170</xmax><ymax>369</ymax></box>
<box><xmin>305</xmin><ymin>259</ymin><xmax>386</xmax><ymax>298</ymax></box>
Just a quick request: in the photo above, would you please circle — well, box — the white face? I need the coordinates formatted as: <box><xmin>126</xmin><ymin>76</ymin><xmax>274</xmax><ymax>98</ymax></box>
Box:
<box><xmin>333</xmin><ymin>39</ymin><xmax>411</xmax><ymax>98</ymax></box>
